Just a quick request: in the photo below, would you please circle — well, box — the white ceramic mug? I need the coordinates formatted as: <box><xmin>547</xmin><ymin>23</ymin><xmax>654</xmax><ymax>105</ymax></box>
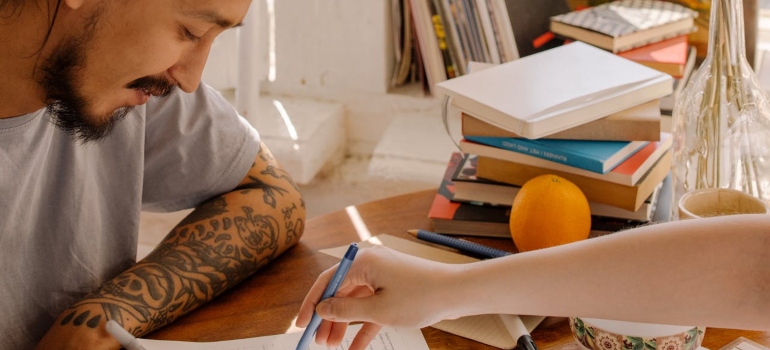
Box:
<box><xmin>678</xmin><ymin>188</ymin><xmax>769</xmax><ymax>220</ymax></box>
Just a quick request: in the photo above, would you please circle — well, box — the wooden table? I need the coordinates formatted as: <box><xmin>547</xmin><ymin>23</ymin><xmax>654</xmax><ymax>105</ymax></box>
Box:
<box><xmin>149</xmin><ymin>189</ymin><xmax>770</xmax><ymax>349</ymax></box>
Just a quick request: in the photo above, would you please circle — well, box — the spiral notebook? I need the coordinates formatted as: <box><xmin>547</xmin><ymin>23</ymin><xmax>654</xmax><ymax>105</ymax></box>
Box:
<box><xmin>321</xmin><ymin>234</ymin><xmax>545</xmax><ymax>349</ymax></box>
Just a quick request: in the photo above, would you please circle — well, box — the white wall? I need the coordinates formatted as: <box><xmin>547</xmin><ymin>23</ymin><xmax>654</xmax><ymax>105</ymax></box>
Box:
<box><xmin>202</xmin><ymin>0</ymin><xmax>442</xmax><ymax>157</ymax></box>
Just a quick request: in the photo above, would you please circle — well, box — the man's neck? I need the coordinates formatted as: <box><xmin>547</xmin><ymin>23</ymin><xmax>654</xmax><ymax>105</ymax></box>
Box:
<box><xmin>0</xmin><ymin>4</ymin><xmax>53</xmax><ymax>119</ymax></box>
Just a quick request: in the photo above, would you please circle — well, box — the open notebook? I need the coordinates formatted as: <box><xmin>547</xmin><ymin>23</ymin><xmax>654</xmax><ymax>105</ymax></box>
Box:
<box><xmin>138</xmin><ymin>324</ymin><xmax>428</xmax><ymax>350</ymax></box>
<box><xmin>320</xmin><ymin>234</ymin><xmax>545</xmax><ymax>349</ymax></box>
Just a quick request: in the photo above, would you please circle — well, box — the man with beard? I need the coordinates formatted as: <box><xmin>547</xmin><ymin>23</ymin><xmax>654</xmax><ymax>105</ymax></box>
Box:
<box><xmin>0</xmin><ymin>0</ymin><xmax>306</xmax><ymax>349</ymax></box>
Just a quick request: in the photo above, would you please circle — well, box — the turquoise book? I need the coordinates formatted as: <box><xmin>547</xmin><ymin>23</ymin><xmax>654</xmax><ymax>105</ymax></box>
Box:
<box><xmin>464</xmin><ymin>136</ymin><xmax>649</xmax><ymax>174</ymax></box>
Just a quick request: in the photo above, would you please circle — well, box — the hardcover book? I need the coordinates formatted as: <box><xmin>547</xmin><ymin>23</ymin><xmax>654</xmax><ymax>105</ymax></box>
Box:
<box><xmin>452</xmin><ymin>154</ymin><xmax>661</xmax><ymax>221</ymax></box>
<box><xmin>460</xmin><ymin>133</ymin><xmax>672</xmax><ymax>186</ymax></box>
<box><xmin>550</xmin><ymin>0</ymin><xmax>698</xmax><ymax>53</ymax></box>
<box><xmin>461</xmin><ymin>100</ymin><xmax>661</xmax><ymax>141</ymax></box>
<box><xmin>617</xmin><ymin>35</ymin><xmax>689</xmax><ymax>78</ymax></box>
<box><xmin>475</xmin><ymin>151</ymin><xmax>672</xmax><ymax>211</ymax></box>
<box><xmin>434</xmin><ymin>42</ymin><xmax>672</xmax><ymax>139</ymax></box>
<box><xmin>429</xmin><ymin>153</ymin><xmax>512</xmax><ymax>238</ymax></box>
<box><xmin>429</xmin><ymin>154</ymin><xmax>654</xmax><ymax>237</ymax></box>
<box><xmin>463</xmin><ymin>136</ymin><xmax>649</xmax><ymax>174</ymax></box>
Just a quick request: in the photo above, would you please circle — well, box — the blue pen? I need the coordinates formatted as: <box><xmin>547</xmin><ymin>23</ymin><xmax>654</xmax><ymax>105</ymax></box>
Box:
<box><xmin>408</xmin><ymin>229</ymin><xmax>512</xmax><ymax>259</ymax></box>
<box><xmin>296</xmin><ymin>243</ymin><xmax>359</xmax><ymax>350</ymax></box>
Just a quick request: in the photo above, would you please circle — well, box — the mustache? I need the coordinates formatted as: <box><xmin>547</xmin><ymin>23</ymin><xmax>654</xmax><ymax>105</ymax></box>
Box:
<box><xmin>126</xmin><ymin>76</ymin><xmax>176</xmax><ymax>98</ymax></box>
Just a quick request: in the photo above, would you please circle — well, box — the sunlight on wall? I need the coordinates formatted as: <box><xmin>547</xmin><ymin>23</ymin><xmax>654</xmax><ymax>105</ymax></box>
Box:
<box><xmin>267</xmin><ymin>0</ymin><xmax>277</xmax><ymax>82</ymax></box>
<box><xmin>272</xmin><ymin>100</ymin><xmax>300</xmax><ymax>151</ymax></box>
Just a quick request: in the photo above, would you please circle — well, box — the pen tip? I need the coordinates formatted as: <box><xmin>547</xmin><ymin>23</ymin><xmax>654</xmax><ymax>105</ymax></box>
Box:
<box><xmin>407</xmin><ymin>229</ymin><xmax>418</xmax><ymax>236</ymax></box>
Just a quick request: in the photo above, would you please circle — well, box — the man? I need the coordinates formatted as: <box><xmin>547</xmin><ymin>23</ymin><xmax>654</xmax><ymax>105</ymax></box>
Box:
<box><xmin>0</xmin><ymin>0</ymin><xmax>305</xmax><ymax>348</ymax></box>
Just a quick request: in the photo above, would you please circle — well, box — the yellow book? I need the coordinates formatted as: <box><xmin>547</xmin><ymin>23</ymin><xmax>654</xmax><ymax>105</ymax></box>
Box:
<box><xmin>476</xmin><ymin>152</ymin><xmax>671</xmax><ymax>212</ymax></box>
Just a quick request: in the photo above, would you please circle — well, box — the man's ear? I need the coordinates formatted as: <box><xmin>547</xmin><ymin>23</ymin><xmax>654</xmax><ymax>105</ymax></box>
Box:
<box><xmin>61</xmin><ymin>0</ymin><xmax>86</xmax><ymax>10</ymax></box>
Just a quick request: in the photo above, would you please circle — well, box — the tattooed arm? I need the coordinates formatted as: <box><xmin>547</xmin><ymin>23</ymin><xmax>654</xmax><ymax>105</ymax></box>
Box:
<box><xmin>36</xmin><ymin>142</ymin><xmax>305</xmax><ymax>349</ymax></box>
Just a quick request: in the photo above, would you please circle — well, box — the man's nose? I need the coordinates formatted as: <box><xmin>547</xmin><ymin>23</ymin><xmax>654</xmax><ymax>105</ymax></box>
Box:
<box><xmin>168</xmin><ymin>44</ymin><xmax>212</xmax><ymax>93</ymax></box>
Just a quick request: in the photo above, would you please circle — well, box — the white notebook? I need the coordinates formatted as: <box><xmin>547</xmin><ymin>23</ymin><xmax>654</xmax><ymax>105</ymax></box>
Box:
<box><xmin>434</xmin><ymin>42</ymin><xmax>672</xmax><ymax>139</ymax></box>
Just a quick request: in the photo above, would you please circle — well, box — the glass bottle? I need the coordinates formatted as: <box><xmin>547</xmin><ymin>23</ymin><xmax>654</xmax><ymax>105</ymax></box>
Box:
<box><xmin>671</xmin><ymin>0</ymin><xmax>770</xmax><ymax>219</ymax></box>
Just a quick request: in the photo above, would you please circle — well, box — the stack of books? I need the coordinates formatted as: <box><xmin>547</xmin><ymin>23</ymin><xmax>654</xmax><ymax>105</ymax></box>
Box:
<box><xmin>427</xmin><ymin>41</ymin><xmax>674</xmax><ymax>238</ymax></box>
<box><xmin>549</xmin><ymin>0</ymin><xmax>700</xmax><ymax>115</ymax></box>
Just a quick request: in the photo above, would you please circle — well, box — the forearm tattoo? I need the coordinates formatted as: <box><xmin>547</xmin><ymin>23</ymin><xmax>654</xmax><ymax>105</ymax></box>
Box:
<box><xmin>60</xmin><ymin>148</ymin><xmax>305</xmax><ymax>335</ymax></box>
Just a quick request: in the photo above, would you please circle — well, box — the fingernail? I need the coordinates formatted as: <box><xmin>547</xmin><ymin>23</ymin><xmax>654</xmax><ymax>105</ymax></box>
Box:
<box><xmin>316</xmin><ymin>300</ymin><xmax>331</xmax><ymax>317</ymax></box>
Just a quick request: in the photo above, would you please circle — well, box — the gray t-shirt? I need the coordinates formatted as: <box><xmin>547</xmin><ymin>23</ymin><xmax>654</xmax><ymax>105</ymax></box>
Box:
<box><xmin>0</xmin><ymin>84</ymin><xmax>260</xmax><ymax>348</ymax></box>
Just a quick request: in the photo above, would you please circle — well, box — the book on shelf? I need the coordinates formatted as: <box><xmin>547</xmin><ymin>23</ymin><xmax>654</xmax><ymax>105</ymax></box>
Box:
<box><xmin>429</xmin><ymin>153</ymin><xmax>654</xmax><ymax>238</ymax></box>
<box><xmin>660</xmin><ymin>46</ymin><xmax>698</xmax><ymax>115</ymax></box>
<box><xmin>434</xmin><ymin>41</ymin><xmax>672</xmax><ymax>139</ymax></box>
<box><xmin>408</xmin><ymin>0</ymin><xmax>448</xmax><ymax>92</ymax></box>
<box><xmin>452</xmin><ymin>154</ymin><xmax>662</xmax><ymax>221</ymax></box>
<box><xmin>391</xmin><ymin>0</ymin><xmax>417</xmax><ymax>88</ymax></box>
<box><xmin>428</xmin><ymin>0</ymin><xmax>459</xmax><ymax>79</ymax></box>
<box><xmin>487</xmin><ymin>0</ymin><xmax>519</xmax><ymax>62</ymax></box>
<box><xmin>438</xmin><ymin>0</ymin><xmax>467</xmax><ymax>75</ymax></box>
<box><xmin>459</xmin><ymin>133</ymin><xmax>672</xmax><ymax>187</ymax></box>
<box><xmin>550</xmin><ymin>0</ymin><xmax>698</xmax><ymax>53</ymax></box>
<box><xmin>463</xmin><ymin>136</ymin><xmax>649</xmax><ymax>174</ymax></box>
<box><xmin>475</xmin><ymin>151</ymin><xmax>672</xmax><ymax>212</ymax></box>
<box><xmin>461</xmin><ymin>100</ymin><xmax>661</xmax><ymax>141</ymax></box>
<box><xmin>404</xmin><ymin>0</ymin><xmax>519</xmax><ymax>92</ymax></box>
<box><xmin>617</xmin><ymin>35</ymin><xmax>689</xmax><ymax>78</ymax></box>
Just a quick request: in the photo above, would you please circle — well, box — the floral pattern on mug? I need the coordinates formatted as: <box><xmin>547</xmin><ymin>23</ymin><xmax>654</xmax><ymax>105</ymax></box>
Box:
<box><xmin>594</xmin><ymin>329</ymin><xmax>625</xmax><ymax>350</ymax></box>
<box><xmin>569</xmin><ymin>318</ymin><xmax>704</xmax><ymax>350</ymax></box>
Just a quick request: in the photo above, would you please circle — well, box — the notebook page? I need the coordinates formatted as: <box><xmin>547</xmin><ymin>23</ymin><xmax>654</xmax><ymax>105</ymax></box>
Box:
<box><xmin>138</xmin><ymin>324</ymin><xmax>428</xmax><ymax>350</ymax></box>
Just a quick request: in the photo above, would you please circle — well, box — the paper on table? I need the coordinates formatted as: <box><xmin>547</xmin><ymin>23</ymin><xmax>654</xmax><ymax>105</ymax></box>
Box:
<box><xmin>719</xmin><ymin>337</ymin><xmax>769</xmax><ymax>350</ymax></box>
<box><xmin>320</xmin><ymin>234</ymin><xmax>545</xmax><ymax>349</ymax></box>
<box><xmin>138</xmin><ymin>324</ymin><xmax>428</xmax><ymax>350</ymax></box>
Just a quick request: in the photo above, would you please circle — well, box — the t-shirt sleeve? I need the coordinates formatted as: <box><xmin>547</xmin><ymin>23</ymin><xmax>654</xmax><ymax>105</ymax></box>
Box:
<box><xmin>141</xmin><ymin>83</ymin><xmax>261</xmax><ymax>212</ymax></box>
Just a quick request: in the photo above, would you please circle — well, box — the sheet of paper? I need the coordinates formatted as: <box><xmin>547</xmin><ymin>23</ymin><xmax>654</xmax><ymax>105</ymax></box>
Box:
<box><xmin>719</xmin><ymin>337</ymin><xmax>770</xmax><ymax>350</ymax></box>
<box><xmin>138</xmin><ymin>324</ymin><xmax>428</xmax><ymax>350</ymax></box>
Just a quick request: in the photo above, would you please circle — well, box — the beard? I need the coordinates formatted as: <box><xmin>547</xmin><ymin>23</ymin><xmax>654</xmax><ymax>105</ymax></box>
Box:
<box><xmin>38</xmin><ymin>14</ymin><xmax>176</xmax><ymax>143</ymax></box>
<box><xmin>39</xmin><ymin>38</ymin><xmax>131</xmax><ymax>143</ymax></box>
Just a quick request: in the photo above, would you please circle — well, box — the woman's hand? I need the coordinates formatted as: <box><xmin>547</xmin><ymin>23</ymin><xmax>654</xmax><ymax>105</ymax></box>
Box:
<box><xmin>296</xmin><ymin>246</ymin><xmax>458</xmax><ymax>350</ymax></box>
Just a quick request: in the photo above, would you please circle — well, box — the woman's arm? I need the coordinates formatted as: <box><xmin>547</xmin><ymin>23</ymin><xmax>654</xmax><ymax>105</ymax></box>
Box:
<box><xmin>298</xmin><ymin>214</ymin><xmax>770</xmax><ymax>350</ymax></box>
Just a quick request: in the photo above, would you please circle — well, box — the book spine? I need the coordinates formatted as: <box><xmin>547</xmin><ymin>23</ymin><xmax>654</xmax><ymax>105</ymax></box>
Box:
<box><xmin>465</xmin><ymin>136</ymin><xmax>606</xmax><ymax>173</ymax></box>
<box><xmin>439</xmin><ymin>0</ymin><xmax>467</xmax><ymax>75</ymax></box>
<box><xmin>427</xmin><ymin>0</ymin><xmax>458</xmax><ymax>78</ymax></box>
<box><xmin>447</xmin><ymin>0</ymin><xmax>475</xmax><ymax>64</ymax></box>
<box><xmin>475</xmin><ymin>153</ymin><xmax>672</xmax><ymax>211</ymax></box>
<box><xmin>461</xmin><ymin>113</ymin><xmax>661</xmax><ymax>141</ymax></box>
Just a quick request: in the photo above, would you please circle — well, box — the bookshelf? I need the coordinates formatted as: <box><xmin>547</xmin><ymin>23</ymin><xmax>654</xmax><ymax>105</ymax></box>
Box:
<box><xmin>201</xmin><ymin>0</ymin><xmax>761</xmax><ymax>174</ymax></box>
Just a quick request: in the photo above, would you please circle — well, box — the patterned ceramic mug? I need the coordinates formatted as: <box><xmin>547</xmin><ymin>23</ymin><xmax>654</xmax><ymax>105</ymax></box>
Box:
<box><xmin>569</xmin><ymin>317</ymin><xmax>704</xmax><ymax>350</ymax></box>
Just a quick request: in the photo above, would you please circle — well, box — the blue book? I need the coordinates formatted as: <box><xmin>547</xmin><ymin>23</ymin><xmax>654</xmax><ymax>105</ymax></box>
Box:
<box><xmin>464</xmin><ymin>136</ymin><xmax>649</xmax><ymax>174</ymax></box>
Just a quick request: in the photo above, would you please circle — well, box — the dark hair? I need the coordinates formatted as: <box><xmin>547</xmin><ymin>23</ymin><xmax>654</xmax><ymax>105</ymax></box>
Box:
<box><xmin>1</xmin><ymin>0</ymin><xmax>63</xmax><ymax>51</ymax></box>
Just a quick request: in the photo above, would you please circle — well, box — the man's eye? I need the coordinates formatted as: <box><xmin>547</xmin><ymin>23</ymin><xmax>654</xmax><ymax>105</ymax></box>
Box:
<box><xmin>181</xmin><ymin>27</ymin><xmax>202</xmax><ymax>42</ymax></box>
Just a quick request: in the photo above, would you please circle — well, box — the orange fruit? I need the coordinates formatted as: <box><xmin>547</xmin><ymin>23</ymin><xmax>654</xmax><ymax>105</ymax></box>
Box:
<box><xmin>509</xmin><ymin>174</ymin><xmax>591</xmax><ymax>252</ymax></box>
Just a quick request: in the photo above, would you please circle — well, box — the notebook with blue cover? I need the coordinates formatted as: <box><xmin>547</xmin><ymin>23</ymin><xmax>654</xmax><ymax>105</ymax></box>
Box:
<box><xmin>464</xmin><ymin>136</ymin><xmax>649</xmax><ymax>174</ymax></box>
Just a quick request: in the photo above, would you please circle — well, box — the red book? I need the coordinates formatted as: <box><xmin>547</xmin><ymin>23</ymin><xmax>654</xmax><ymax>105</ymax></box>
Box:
<box><xmin>428</xmin><ymin>152</ymin><xmax>513</xmax><ymax>238</ymax></box>
<box><xmin>461</xmin><ymin>133</ymin><xmax>673</xmax><ymax>187</ymax></box>
<box><xmin>428</xmin><ymin>153</ymin><xmax>650</xmax><ymax>238</ymax></box>
<box><xmin>618</xmin><ymin>35</ymin><xmax>689</xmax><ymax>78</ymax></box>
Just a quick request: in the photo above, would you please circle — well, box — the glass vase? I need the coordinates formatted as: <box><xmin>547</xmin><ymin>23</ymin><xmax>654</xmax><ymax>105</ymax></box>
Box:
<box><xmin>671</xmin><ymin>0</ymin><xmax>770</xmax><ymax>219</ymax></box>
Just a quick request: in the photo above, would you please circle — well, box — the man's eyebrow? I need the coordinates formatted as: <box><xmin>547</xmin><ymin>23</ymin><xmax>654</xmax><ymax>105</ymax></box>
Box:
<box><xmin>187</xmin><ymin>10</ymin><xmax>244</xmax><ymax>29</ymax></box>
